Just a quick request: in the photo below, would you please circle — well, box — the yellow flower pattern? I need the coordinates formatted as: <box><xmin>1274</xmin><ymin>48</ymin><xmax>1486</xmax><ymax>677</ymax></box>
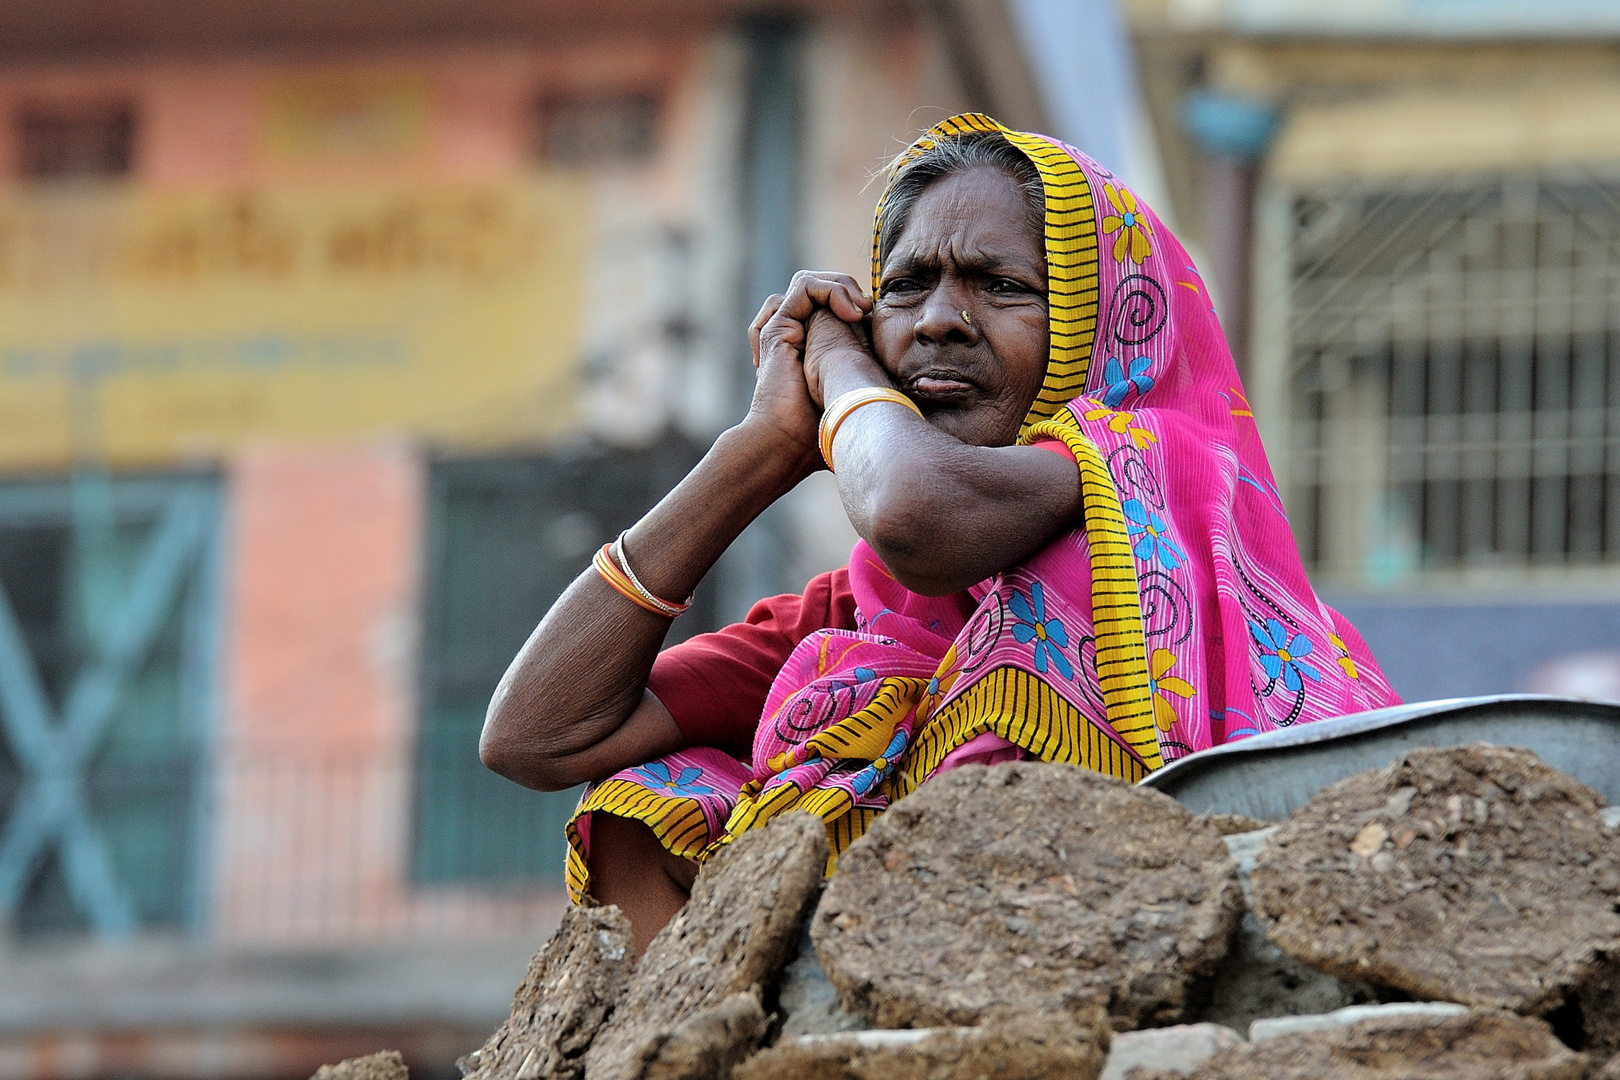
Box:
<box><xmin>916</xmin><ymin>641</ymin><xmax>967</xmax><ymax>723</ymax></box>
<box><xmin>1081</xmin><ymin>400</ymin><xmax>1158</xmax><ymax>450</ymax></box>
<box><xmin>1327</xmin><ymin>632</ymin><xmax>1360</xmax><ymax>679</ymax></box>
<box><xmin>1149</xmin><ymin>648</ymin><xmax>1196</xmax><ymax>731</ymax></box>
<box><xmin>1101</xmin><ymin>182</ymin><xmax>1154</xmax><ymax>265</ymax></box>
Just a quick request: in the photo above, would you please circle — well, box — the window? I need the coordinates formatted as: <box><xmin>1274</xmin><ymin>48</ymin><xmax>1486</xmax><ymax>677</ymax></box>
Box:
<box><xmin>412</xmin><ymin>436</ymin><xmax>712</xmax><ymax>886</ymax></box>
<box><xmin>0</xmin><ymin>475</ymin><xmax>218</xmax><ymax>935</ymax></box>
<box><xmin>537</xmin><ymin>92</ymin><xmax>659</xmax><ymax>166</ymax></box>
<box><xmin>17</xmin><ymin>104</ymin><xmax>136</xmax><ymax>180</ymax></box>
<box><xmin>1260</xmin><ymin>170</ymin><xmax>1620</xmax><ymax>586</ymax></box>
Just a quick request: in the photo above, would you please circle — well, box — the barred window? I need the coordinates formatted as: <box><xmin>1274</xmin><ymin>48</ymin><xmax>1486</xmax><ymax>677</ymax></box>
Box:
<box><xmin>1263</xmin><ymin>171</ymin><xmax>1620</xmax><ymax>586</ymax></box>
<box><xmin>0</xmin><ymin>476</ymin><xmax>218</xmax><ymax>935</ymax></box>
<box><xmin>17</xmin><ymin>104</ymin><xmax>136</xmax><ymax>180</ymax></box>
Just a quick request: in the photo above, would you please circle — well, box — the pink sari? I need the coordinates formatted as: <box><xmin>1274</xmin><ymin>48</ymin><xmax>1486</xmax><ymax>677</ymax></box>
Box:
<box><xmin>564</xmin><ymin>113</ymin><xmax>1398</xmax><ymax>901</ymax></box>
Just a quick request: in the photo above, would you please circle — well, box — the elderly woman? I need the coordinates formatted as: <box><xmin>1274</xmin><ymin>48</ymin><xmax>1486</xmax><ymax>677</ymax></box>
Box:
<box><xmin>481</xmin><ymin>114</ymin><xmax>1399</xmax><ymax>953</ymax></box>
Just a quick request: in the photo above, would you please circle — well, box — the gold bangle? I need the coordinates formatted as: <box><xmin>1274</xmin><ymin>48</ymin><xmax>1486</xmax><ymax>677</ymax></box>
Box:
<box><xmin>818</xmin><ymin>387</ymin><xmax>924</xmax><ymax>471</ymax></box>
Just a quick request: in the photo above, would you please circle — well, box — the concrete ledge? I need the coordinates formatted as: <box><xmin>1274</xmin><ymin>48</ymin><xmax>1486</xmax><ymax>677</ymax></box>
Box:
<box><xmin>1100</xmin><ymin>1023</ymin><xmax>1244</xmax><ymax>1080</ymax></box>
<box><xmin>0</xmin><ymin>936</ymin><xmax>551</xmax><ymax>1033</ymax></box>
<box><xmin>1249</xmin><ymin>1002</ymin><xmax>1470</xmax><ymax>1042</ymax></box>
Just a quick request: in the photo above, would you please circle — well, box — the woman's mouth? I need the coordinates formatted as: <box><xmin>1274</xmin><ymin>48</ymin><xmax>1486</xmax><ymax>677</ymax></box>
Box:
<box><xmin>907</xmin><ymin>374</ymin><xmax>977</xmax><ymax>403</ymax></box>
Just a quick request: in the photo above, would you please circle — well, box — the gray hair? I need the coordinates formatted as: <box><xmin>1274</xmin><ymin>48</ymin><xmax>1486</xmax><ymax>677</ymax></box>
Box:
<box><xmin>875</xmin><ymin>131</ymin><xmax>1046</xmax><ymax>275</ymax></box>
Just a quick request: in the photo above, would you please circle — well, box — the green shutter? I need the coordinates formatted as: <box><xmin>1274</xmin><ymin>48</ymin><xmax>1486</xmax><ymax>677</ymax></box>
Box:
<box><xmin>413</xmin><ymin>436</ymin><xmax>711</xmax><ymax>885</ymax></box>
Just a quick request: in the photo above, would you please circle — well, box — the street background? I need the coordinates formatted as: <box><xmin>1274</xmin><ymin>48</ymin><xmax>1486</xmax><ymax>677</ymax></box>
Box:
<box><xmin>0</xmin><ymin>1</ymin><xmax>1617</xmax><ymax>1077</ymax></box>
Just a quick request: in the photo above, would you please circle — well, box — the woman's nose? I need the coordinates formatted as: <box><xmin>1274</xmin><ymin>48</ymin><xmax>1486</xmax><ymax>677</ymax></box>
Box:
<box><xmin>914</xmin><ymin>285</ymin><xmax>980</xmax><ymax>346</ymax></box>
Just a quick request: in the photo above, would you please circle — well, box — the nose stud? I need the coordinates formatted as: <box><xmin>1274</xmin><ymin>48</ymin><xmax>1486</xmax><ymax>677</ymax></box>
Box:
<box><xmin>960</xmin><ymin>310</ymin><xmax>972</xmax><ymax>325</ymax></box>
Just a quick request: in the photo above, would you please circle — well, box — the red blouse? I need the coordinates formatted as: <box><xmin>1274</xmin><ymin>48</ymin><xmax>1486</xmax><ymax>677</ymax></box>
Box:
<box><xmin>647</xmin><ymin>567</ymin><xmax>858</xmax><ymax>758</ymax></box>
<box><xmin>647</xmin><ymin>438</ymin><xmax>1071</xmax><ymax>757</ymax></box>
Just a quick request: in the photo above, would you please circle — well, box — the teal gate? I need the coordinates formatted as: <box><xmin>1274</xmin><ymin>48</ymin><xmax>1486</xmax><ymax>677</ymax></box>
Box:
<box><xmin>0</xmin><ymin>474</ymin><xmax>219</xmax><ymax>936</ymax></box>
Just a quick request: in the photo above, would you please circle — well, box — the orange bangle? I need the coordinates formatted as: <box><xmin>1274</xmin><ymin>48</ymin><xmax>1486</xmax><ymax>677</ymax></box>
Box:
<box><xmin>593</xmin><ymin>545</ymin><xmax>666</xmax><ymax>615</ymax></box>
<box><xmin>591</xmin><ymin>540</ymin><xmax>692</xmax><ymax>617</ymax></box>
<box><xmin>818</xmin><ymin>387</ymin><xmax>924</xmax><ymax>471</ymax></box>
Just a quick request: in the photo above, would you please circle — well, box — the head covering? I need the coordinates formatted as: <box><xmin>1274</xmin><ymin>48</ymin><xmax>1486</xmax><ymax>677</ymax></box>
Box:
<box><xmin>564</xmin><ymin>115</ymin><xmax>1399</xmax><ymax>894</ymax></box>
<box><xmin>872</xmin><ymin>113</ymin><xmax>1106</xmax><ymax>439</ymax></box>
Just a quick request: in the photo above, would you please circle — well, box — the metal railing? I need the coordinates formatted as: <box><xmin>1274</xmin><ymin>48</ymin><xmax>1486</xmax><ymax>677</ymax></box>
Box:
<box><xmin>7</xmin><ymin>746</ymin><xmax>576</xmax><ymax>945</ymax></box>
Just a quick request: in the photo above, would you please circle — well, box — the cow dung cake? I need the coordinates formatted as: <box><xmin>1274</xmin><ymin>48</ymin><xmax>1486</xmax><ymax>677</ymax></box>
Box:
<box><xmin>1251</xmin><ymin>743</ymin><xmax>1620</xmax><ymax>1015</ymax></box>
<box><xmin>812</xmin><ymin>762</ymin><xmax>1242</xmax><ymax>1031</ymax></box>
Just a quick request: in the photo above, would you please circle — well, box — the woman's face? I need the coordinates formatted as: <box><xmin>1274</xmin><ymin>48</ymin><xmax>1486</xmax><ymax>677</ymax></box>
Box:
<box><xmin>871</xmin><ymin>165</ymin><xmax>1049</xmax><ymax>448</ymax></box>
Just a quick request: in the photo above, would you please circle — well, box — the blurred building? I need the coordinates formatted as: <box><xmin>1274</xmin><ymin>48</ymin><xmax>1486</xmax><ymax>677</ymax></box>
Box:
<box><xmin>1129</xmin><ymin>0</ymin><xmax>1620</xmax><ymax>703</ymax></box>
<box><xmin>0</xmin><ymin>3</ymin><xmax>1046</xmax><ymax>1078</ymax></box>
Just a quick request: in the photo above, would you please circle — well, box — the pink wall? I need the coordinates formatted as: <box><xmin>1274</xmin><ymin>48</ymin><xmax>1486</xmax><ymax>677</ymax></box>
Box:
<box><xmin>213</xmin><ymin>442</ymin><xmax>566</xmax><ymax>941</ymax></box>
<box><xmin>0</xmin><ymin>39</ymin><xmax>691</xmax><ymax>186</ymax></box>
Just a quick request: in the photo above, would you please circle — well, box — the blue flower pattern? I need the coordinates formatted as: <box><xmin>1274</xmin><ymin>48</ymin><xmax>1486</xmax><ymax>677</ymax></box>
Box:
<box><xmin>849</xmin><ymin>731</ymin><xmax>909</xmax><ymax>797</ymax></box>
<box><xmin>1009</xmin><ymin>581</ymin><xmax>1073</xmax><ymax>679</ymax></box>
<box><xmin>630</xmin><ymin>761</ymin><xmax>715</xmax><ymax>797</ymax></box>
<box><xmin>1123</xmin><ymin>499</ymin><xmax>1186</xmax><ymax>569</ymax></box>
<box><xmin>1249</xmin><ymin>620</ymin><xmax>1322</xmax><ymax>692</ymax></box>
<box><xmin>1102</xmin><ymin>355</ymin><xmax>1155</xmax><ymax>407</ymax></box>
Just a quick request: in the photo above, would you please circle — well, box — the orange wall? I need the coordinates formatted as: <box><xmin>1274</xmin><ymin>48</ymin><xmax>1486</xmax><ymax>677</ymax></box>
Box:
<box><xmin>214</xmin><ymin>441</ymin><xmax>567</xmax><ymax>941</ymax></box>
<box><xmin>213</xmin><ymin>443</ymin><xmax>423</xmax><ymax>940</ymax></box>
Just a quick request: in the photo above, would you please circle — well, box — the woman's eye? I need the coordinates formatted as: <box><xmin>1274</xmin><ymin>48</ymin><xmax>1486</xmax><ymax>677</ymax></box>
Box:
<box><xmin>884</xmin><ymin>278</ymin><xmax>922</xmax><ymax>295</ymax></box>
<box><xmin>989</xmin><ymin>278</ymin><xmax>1029</xmax><ymax>294</ymax></box>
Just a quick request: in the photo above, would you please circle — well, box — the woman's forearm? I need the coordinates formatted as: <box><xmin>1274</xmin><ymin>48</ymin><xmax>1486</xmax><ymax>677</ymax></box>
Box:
<box><xmin>480</xmin><ymin>423</ymin><xmax>815</xmax><ymax>790</ymax></box>
<box><xmin>817</xmin><ymin>354</ymin><xmax>1082</xmax><ymax>596</ymax></box>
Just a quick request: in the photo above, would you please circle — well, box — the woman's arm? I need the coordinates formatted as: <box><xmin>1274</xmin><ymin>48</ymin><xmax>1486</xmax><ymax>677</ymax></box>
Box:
<box><xmin>766</xmin><ymin>272</ymin><xmax>1081</xmax><ymax>598</ymax></box>
<box><xmin>479</xmin><ymin>283</ymin><xmax>864</xmax><ymax>791</ymax></box>
<box><xmin>479</xmin><ymin>428</ymin><xmax>804</xmax><ymax>791</ymax></box>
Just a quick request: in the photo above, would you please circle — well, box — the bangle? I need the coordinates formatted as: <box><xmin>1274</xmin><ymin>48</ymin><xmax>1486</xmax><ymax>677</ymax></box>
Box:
<box><xmin>818</xmin><ymin>387</ymin><xmax>924</xmax><ymax>471</ymax></box>
<box><xmin>613</xmin><ymin>532</ymin><xmax>693</xmax><ymax>615</ymax></box>
<box><xmin>591</xmin><ymin>534</ymin><xmax>693</xmax><ymax>618</ymax></box>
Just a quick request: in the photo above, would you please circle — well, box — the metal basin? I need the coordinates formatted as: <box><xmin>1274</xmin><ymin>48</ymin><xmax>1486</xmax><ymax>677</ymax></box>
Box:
<box><xmin>1141</xmin><ymin>694</ymin><xmax>1620</xmax><ymax>819</ymax></box>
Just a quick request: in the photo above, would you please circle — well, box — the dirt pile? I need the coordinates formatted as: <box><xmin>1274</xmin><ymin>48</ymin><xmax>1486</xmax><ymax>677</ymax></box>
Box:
<box><xmin>457</xmin><ymin>906</ymin><xmax>635</xmax><ymax>1080</ymax></box>
<box><xmin>734</xmin><ymin>1010</ymin><xmax>1111</xmax><ymax>1080</ymax></box>
<box><xmin>312</xmin><ymin>746</ymin><xmax>1620</xmax><ymax>1080</ymax></box>
<box><xmin>1132</xmin><ymin>1007</ymin><xmax>1587</xmax><ymax>1080</ymax></box>
<box><xmin>582</xmin><ymin>811</ymin><xmax>826</xmax><ymax>1080</ymax></box>
<box><xmin>310</xmin><ymin>1052</ymin><xmax>408</xmax><ymax>1080</ymax></box>
<box><xmin>1191</xmin><ymin>827</ymin><xmax>1380</xmax><ymax>1033</ymax></box>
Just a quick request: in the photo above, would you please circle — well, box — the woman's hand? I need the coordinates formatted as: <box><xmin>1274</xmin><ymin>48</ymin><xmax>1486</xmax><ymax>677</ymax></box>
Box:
<box><xmin>755</xmin><ymin>271</ymin><xmax>876</xmax><ymax>407</ymax></box>
<box><xmin>804</xmin><ymin>307</ymin><xmax>886</xmax><ymax>407</ymax></box>
<box><xmin>742</xmin><ymin>292</ymin><xmax>822</xmax><ymax>478</ymax></box>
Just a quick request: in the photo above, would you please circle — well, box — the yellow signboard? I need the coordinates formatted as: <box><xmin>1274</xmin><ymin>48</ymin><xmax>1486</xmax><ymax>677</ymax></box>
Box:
<box><xmin>0</xmin><ymin>180</ymin><xmax>587</xmax><ymax>471</ymax></box>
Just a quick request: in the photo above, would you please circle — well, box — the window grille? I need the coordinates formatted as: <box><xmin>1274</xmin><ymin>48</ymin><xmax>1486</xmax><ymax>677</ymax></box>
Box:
<box><xmin>1258</xmin><ymin>169</ymin><xmax>1620</xmax><ymax>587</ymax></box>
<box><xmin>0</xmin><ymin>475</ymin><xmax>218</xmax><ymax>935</ymax></box>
